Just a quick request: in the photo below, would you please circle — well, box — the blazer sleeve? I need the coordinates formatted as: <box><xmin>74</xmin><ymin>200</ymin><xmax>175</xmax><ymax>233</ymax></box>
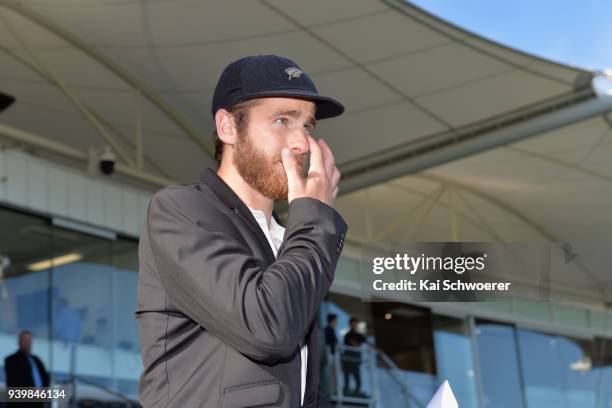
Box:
<box><xmin>146</xmin><ymin>191</ymin><xmax>347</xmax><ymax>364</ymax></box>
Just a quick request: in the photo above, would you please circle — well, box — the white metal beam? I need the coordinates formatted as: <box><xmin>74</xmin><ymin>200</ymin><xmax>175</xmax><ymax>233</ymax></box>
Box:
<box><xmin>448</xmin><ymin>187</ymin><xmax>458</xmax><ymax>241</ymax></box>
<box><xmin>339</xmin><ymin>76</ymin><xmax>612</xmax><ymax>195</ymax></box>
<box><xmin>362</xmin><ymin>189</ymin><xmax>374</xmax><ymax>241</ymax></box>
<box><xmin>454</xmin><ymin>190</ymin><xmax>505</xmax><ymax>242</ymax></box>
<box><xmin>0</xmin><ymin>123</ymin><xmax>174</xmax><ymax>187</ymax></box>
<box><xmin>401</xmin><ymin>186</ymin><xmax>444</xmax><ymax>242</ymax></box>
<box><xmin>375</xmin><ymin>186</ymin><xmax>442</xmax><ymax>241</ymax></box>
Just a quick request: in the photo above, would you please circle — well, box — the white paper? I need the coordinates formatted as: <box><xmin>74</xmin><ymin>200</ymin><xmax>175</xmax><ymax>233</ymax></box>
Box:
<box><xmin>425</xmin><ymin>380</ymin><xmax>458</xmax><ymax>408</ymax></box>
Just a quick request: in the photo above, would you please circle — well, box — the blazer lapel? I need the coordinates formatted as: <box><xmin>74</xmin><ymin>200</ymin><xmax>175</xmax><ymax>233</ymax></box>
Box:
<box><xmin>198</xmin><ymin>168</ymin><xmax>276</xmax><ymax>264</ymax></box>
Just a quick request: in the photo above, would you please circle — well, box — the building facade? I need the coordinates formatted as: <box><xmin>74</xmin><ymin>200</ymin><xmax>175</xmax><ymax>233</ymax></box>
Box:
<box><xmin>1</xmin><ymin>149</ymin><xmax>611</xmax><ymax>407</ymax></box>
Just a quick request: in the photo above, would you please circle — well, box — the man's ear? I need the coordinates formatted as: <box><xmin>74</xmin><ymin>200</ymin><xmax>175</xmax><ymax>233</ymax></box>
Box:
<box><xmin>215</xmin><ymin>109</ymin><xmax>238</xmax><ymax>145</ymax></box>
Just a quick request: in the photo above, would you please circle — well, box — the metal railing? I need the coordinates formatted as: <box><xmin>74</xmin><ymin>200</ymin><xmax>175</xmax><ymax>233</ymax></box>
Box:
<box><xmin>324</xmin><ymin>344</ymin><xmax>425</xmax><ymax>408</ymax></box>
<box><xmin>62</xmin><ymin>375</ymin><xmax>138</xmax><ymax>408</ymax></box>
<box><xmin>375</xmin><ymin>350</ymin><xmax>425</xmax><ymax>408</ymax></box>
<box><xmin>56</xmin><ymin>344</ymin><xmax>140</xmax><ymax>408</ymax></box>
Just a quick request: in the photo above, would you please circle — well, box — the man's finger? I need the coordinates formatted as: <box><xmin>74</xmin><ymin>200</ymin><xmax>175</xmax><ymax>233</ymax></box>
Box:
<box><xmin>331</xmin><ymin>166</ymin><xmax>341</xmax><ymax>188</ymax></box>
<box><xmin>317</xmin><ymin>138</ymin><xmax>335</xmax><ymax>179</ymax></box>
<box><xmin>281</xmin><ymin>148</ymin><xmax>303</xmax><ymax>193</ymax></box>
<box><xmin>307</xmin><ymin>135</ymin><xmax>324</xmax><ymax>176</ymax></box>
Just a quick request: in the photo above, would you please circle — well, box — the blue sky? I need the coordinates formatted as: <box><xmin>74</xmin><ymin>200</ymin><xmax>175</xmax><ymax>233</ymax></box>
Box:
<box><xmin>408</xmin><ymin>0</ymin><xmax>612</xmax><ymax>71</ymax></box>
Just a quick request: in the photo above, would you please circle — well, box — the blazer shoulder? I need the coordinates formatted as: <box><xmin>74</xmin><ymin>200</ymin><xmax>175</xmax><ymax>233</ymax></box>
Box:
<box><xmin>4</xmin><ymin>351</ymin><xmax>19</xmax><ymax>364</ymax></box>
<box><xmin>149</xmin><ymin>182</ymin><xmax>226</xmax><ymax>218</ymax></box>
<box><xmin>147</xmin><ymin>182</ymin><xmax>240</xmax><ymax>236</ymax></box>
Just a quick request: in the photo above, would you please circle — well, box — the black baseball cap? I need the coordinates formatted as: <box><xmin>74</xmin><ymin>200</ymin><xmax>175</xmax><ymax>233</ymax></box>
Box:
<box><xmin>211</xmin><ymin>55</ymin><xmax>344</xmax><ymax>120</ymax></box>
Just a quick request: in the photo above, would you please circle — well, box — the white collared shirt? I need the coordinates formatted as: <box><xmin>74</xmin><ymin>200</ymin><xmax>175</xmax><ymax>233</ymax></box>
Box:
<box><xmin>249</xmin><ymin>208</ymin><xmax>308</xmax><ymax>406</ymax></box>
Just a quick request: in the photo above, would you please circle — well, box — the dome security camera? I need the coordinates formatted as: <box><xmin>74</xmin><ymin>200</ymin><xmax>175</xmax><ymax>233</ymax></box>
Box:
<box><xmin>99</xmin><ymin>146</ymin><xmax>117</xmax><ymax>175</ymax></box>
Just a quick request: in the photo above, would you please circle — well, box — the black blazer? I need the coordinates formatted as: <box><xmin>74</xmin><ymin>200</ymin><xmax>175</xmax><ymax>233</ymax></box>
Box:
<box><xmin>4</xmin><ymin>350</ymin><xmax>50</xmax><ymax>388</ymax></box>
<box><xmin>136</xmin><ymin>168</ymin><xmax>347</xmax><ymax>407</ymax></box>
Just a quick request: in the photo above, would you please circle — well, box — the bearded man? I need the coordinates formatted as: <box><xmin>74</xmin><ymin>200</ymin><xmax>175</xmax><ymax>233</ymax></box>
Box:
<box><xmin>136</xmin><ymin>55</ymin><xmax>347</xmax><ymax>408</ymax></box>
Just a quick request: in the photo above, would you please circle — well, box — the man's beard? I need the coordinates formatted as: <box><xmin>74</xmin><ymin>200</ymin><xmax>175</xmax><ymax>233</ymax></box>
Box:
<box><xmin>233</xmin><ymin>132</ymin><xmax>308</xmax><ymax>200</ymax></box>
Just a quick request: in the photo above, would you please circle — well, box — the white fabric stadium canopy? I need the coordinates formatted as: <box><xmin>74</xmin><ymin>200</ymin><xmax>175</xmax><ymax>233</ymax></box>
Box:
<box><xmin>0</xmin><ymin>0</ymin><xmax>605</xmax><ymax>183</ymax></box>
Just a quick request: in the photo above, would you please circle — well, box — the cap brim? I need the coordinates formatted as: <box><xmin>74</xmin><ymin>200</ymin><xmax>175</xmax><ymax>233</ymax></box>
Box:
<box><xmin>241</xmin><ymin>90</ymin><xmax>345</xmax><ymax>119</ymax></box>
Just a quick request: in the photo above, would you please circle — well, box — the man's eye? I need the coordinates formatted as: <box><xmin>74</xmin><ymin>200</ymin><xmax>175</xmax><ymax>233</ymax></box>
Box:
<box><xmin>274</xmin><ymin>118</ymin><xmax>288</xmax><ymax>126</ymax></box>
<box><xmin>304</xmin><ymin>124</ymin><xmax>314</xmax><ymax>133</ymax></box>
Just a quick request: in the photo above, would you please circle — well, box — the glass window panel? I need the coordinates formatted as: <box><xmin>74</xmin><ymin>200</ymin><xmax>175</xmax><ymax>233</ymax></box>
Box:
<box><xmin>516</xmin><ymin>330</ymin><xmax>566</xmax><ymax>406</ymax></box>
<box><xmin>433</xmin><ymin>314</ymin><xmax>478</xmax><ymax>408</ymax></box>
<box><xmin>113</xmin><ymin>237</ymin><xmax>141</xmax><ymax>398</ymax></box>
<box><xmin>593</xmin><ymin>337</ymin><xmax>612</xmax><ymax>407</ymax></box>
<box><xmin>518</xmin><ymin>330</ymin><xmax>612</xmax><ymax>408</ymax></box>
<box><xmin>50</xmin><ymin>225</ymin><xmax>113</xmax><ymax>390</ymax></box>
<box><xmin>0</xmin><ymin>207</ymin><xmax>52</xmax><ymax>385</ymax></box>
<box><xmin>475</xmin><ymin>320</ymin><xmax>525</xmax><ymax>408</ymax></box>
<box><xmin>321</xmin><ymin>293</ymin><xmax>375</xmax><ymax>400</ymax></box>
<box><xmin>0</xmin><ymin>205</ymin><xmax>141</xmax><ymax>403</ymax></box>
<box><xmin>371</xmin><ymin>302</ymin><xmax>436</xmax><ymax>407</ymax></box>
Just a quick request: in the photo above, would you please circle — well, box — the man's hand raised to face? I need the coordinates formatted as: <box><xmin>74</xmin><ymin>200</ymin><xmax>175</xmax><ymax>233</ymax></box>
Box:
<box><xmin>281</xmin><ymin>135</ymin><xmax>341</xmax><ymax>207</ymax></box>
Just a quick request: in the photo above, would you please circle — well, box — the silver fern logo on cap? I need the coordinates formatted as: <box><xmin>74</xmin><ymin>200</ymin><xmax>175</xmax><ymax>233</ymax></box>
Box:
<box><xmin>284</xmin><ymin>67</ymin><xmax>303</xmax><ymax>80</ymax></box>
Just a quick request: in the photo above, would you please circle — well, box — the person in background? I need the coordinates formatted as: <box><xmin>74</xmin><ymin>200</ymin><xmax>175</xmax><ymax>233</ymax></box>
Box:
<box><xmin>321</xmin><ymin>313</ymin><xmax>339</xmax><ymax>396</ymax></box>
<box><xmin>342</xmin><ymin>317</ymin><xmax>369</xmax><ymax>398</ymax></box>
<box><xmin>324</xmin><ymin>314</ymin><xmax>338</xmax><ymax>355</ymax></box>
<box><xmin>4</xmin><ymin>330</ymin><xmax>50</xmax><ymax>407</ymax></box>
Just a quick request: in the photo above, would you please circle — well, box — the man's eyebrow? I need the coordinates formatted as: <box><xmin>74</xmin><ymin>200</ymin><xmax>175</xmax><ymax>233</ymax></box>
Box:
<box><xmin>270</xmin><ymin>109</ymin><xmax>316</xmax><ymax>126</ymax></box>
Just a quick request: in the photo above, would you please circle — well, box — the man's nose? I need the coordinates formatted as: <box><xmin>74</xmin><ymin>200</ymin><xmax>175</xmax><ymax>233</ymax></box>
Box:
<box><xmin>288</xmin><ymin>128</ymin><xmax>309</xmax><ymax>155</ymax></box>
